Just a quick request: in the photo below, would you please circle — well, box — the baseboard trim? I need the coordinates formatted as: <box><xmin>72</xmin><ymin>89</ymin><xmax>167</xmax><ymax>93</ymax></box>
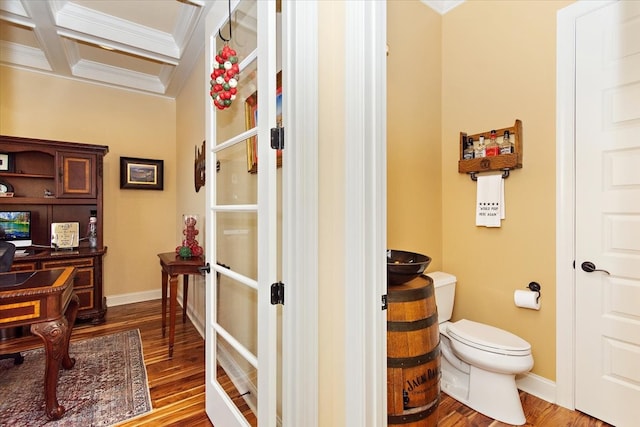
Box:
<box><xmin>107</xmin><ymin>290</ymin><xmax>206</xmax><ymax>339</ymax></box>
<box><xmin>109</xmin><ymin>291</ymin><xmax>559</xmax><ymax>418</ymax></box>
<box><xmin>216</xmin><ymin>343</ymin><xmax>258</xmax><ymax>414</ymax></box>
<box><xmin>106</xmin><ymin>289</ymin><xmax>161</xmax><ymax>307</ymax></box>
<box><xmin>187</xmin><ymin>305</ymin><xmax>205</xmax><ymax>338</ymax></box>
<box><xmin>516</xmin><ymin>371</ymin><xmax>556</xmax><ymax>404</ymax></box>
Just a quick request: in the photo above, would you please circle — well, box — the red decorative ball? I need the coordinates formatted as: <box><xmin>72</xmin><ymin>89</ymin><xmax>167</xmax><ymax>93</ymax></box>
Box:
<box><xmin>210</xmin><ymin>44</ymin><xmax>240</xmax><ymax>110</ymax></box>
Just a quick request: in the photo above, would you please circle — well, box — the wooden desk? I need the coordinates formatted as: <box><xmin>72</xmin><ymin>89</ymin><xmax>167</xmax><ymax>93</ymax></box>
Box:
<box><xmin>0</xmin><ymin>267</ymin><xmax>79</xmax><ymax>420</ymax></box>
<box><xmin>158</xmin><ymin>253</ymin><xmax>205</xmax><ymax>358</ymax></box>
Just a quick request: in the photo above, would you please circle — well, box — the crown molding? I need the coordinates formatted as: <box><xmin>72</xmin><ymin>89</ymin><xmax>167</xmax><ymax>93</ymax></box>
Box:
<box><xmin>0</xmin><ymin>40</ymin><xmax>51</xmax><ymax>70</ymax></box>
<box><xmin>421</xmin><ymin>0</ymin><xmax>465</xmax><ymax>15</ymax></box>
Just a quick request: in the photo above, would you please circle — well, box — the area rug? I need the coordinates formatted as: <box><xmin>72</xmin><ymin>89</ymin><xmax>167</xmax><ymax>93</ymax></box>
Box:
<box><xmin>0</xmin><ymin>329</ymin><xmax>152</xmax><ymax>426</ymax></box>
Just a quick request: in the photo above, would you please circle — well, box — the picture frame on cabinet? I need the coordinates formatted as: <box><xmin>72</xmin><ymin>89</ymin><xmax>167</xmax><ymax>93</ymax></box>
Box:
<box><xmin>120</xmin><ymin>157</ymin><xmax>164</xmax><ymax>190</ymax></box>
<box><xmin>0</xmin><ymin>153</ymin><xmax>14</xmax><ymax>172</ymax></box>
<box><xmin>245</xmin><ymin>71</ymin><xmax>282</xmax><ymax>173</ymax></box>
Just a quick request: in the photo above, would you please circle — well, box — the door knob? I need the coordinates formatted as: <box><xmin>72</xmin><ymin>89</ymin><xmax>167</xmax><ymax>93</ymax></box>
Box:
<box><xmin>581</xmin><ymin>261</ymin><xmax>610</xmax><ymax>275</ymax></box>
<box><xmin>198</xmin><ymin>263</ymin><xmax>211</xmax><ymax>275</ymax></box>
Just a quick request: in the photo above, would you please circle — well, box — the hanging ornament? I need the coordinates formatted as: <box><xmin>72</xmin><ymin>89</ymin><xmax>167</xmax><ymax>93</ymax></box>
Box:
<box><xmin>210</xmin><ymin>45</ymin><xmax>240</xmax><ymax>110</ymax></box>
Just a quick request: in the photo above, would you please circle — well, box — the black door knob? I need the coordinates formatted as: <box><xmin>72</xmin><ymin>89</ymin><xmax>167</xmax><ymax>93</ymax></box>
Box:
<box><xmin>581</xmin><ymin>261</ymin><xmax>610</xmax><ymax>275</ymax></box>
<box><xmin>198</xmin><ymin>263</ymin><xmax>211</xmax><ymax>275</ymax></box>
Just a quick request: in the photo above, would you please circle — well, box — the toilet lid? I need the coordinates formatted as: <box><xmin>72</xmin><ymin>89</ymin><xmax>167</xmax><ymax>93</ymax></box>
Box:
<box><xmin>447</xmin><ymin>319</ymin><xmax>531</xmax><ymax>356</ymax></box>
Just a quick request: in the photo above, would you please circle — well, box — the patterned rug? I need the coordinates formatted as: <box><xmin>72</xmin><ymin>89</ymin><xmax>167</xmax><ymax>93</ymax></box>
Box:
<box><xmin>0</xmin><ymin>329</ymin><xmax>152</xmax><ymax>426</ymax></box>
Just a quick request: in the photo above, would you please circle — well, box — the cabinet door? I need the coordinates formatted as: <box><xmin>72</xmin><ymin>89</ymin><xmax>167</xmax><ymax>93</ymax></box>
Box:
<box><xmin>42</xmin><ymin>257</ymin><xmax>95</xmax><ymax>311</ymax></box>
<box><xmin>56</xmin><ymin>151</ymin><xmax>97</xmax><ymax>198</ymax></box>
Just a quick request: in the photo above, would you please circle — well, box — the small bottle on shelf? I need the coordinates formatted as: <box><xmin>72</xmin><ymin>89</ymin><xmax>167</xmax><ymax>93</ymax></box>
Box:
<box><xmin>463</xmin><ymin>136</ymin><xmax>475</xmax><ymax>159</ymax></box>
<box><xmin>474</xmin><ymin>135</ymin><xmax>486</xmax><ymax>158</ymax></box>
<box><xmin>500</xmin><ymin>130</ymin><xmax>514</xmax><ymax>154</ymax></box>
<box><xmin>485</xmin><ymin>130</ymin><xmax>500</xmax><ymax>156</ymax></box>
<box><xmin>87</xmin><ymin>211</ymin><xmax>98</xmax><ymax>249</ymax></box>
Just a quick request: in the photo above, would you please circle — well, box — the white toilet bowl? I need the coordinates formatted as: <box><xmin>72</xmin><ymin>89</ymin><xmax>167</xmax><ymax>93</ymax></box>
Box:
<box><xmin>440</xmin><ymin>319</ymin><xmax>533</xmax><ymax>425</ymax></box>
<box><xmin>429</xmin><ymin>272</ymin><xmax>534</xmax><ymax>426</ymax></box>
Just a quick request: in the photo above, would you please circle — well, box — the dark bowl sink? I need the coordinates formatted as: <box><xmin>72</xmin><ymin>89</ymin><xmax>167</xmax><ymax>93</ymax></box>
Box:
<box><xmin>387</xmin><ymin>249</ymin><xmax>431</xmax><ymax>286</ymax></box>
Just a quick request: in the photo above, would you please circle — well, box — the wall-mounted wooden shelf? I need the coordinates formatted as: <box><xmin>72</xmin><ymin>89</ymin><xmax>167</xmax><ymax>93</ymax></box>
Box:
<box><xmin>458</xmin><ymin>119</ymin><xmax>523</xmax><ymax>180</ymax></box>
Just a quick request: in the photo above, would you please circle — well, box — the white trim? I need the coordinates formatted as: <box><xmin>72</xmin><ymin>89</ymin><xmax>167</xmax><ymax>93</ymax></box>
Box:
<box><xmin>106</xmin><ymin>289</ymin><xmax>161</xmax><ymax>307</ymax></box>
<box><xmin>71</xmin><ymin>58</ymin><xmax>168</xmax><ymax>94</ymax></box>
<box><xmin>344</xmin><ymin>1</ymin><xmax>387</xmax><ymax>426</ymax></box>
<box><xmin>281</xmin><ymin>0</ymin><xmax>319</xmax><ymax>426</ymax></box>
<box><xmin>216</xmin><ymin>341</ymin><xmax>258</xmax><ymax>419</ymax></box>
<box><xmin>420</xmin><ymin>0</ymin><xmax>465</xmax><ymax>15</ymax></box>
<box><xmin>0</xmin><ymin>41</ymin><xmax>51</xmax><ymax>70</ymax></box>
<box><xmin>516</xmin><ymin>372</ymin><xmax>557</xmax><ymax>405</ymax></box>
<box><xmin>555</xmin><ymin>0</ymin><xmax>614</xmax><ymax>410</ymax></box>
<box><xmin>255</xmin><ymin>0</ymin><xmax>278</xmax><ymax>424</ymax></box>
<box><xmin>54</xmin><ymin>0</ymin><xmax>182</xmax><ymax>58</ymax></box>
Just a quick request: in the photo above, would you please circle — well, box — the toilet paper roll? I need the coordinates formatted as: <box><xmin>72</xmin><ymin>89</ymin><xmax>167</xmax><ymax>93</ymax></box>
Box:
<box><xmin>514</xmin><ymin>289</ymin><xmax>540</xmax><ymax>310</ymax></box>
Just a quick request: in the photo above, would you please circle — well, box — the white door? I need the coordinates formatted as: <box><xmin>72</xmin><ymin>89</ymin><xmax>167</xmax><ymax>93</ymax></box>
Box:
<box><xmin>204</xmin><ymin>0</ymin><xmax>279</xmax><ymax>426</ymax></box>
<box><xmin>575</xmin><ymin>1</ymin><xmax>640</xmax><ymax>425</ymax></box>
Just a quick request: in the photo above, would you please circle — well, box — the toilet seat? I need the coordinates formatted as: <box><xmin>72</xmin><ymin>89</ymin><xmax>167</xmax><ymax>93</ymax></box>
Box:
<box><xmin>447</xmin><ymin>319</ymin><xmax>531</xmax><ymax>356</ymax></box>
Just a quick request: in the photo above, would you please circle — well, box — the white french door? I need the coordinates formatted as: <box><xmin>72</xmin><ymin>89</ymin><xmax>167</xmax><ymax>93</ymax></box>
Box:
<box><xmin>204</xmin><ymin>1</ymin><xmax>279</xmax><ymax>426</ymax></box>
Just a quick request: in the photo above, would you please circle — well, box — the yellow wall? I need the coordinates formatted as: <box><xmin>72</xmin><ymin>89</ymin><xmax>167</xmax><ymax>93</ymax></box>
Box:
<box><xmin>318</xmin><ymin>1</ymin><xmax>346</xmax><ymax>425</ymax></box>
<box><xmin>386</xmin><ymin>0</ymin><xmax>574</xmax><ymax>382</ymax></box>
<box><xmin>440</xmin><ymin>0</ymin><xmax>572</xmax><ymax>381</ymax></box>
<box><xmin>0</xmin><ymin>65</ymin><xmax>177</xmax><ymax>299</ymax></box>
<box><xmin>0</xmin><ymin>0</ymin><xmax>576</xmax><ymax>419</ymax></box>
<box><xmin>387</xmin><ymin>0</ymin><xmax>443</xmax><ymax>271</ymax></box>
<box><xmin>175</xmin><ymin>53</ymin><xmax>207</xmax><ymax>327</ymax></box>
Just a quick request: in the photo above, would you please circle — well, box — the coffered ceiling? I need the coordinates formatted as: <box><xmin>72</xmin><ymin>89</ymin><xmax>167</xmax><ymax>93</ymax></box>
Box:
<box><xmin>0</xmin><ymin>0</ymin><xmax>212</xmax><ymax>98</ymax></box>
<box><xmin>0</xmin><ymin>1</ymin><xmax>463</xmax><ymax>99</ymax></box>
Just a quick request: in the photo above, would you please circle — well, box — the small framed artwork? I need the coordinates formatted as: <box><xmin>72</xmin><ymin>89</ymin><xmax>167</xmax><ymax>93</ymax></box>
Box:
<box><xmin>120</xmin><ymin>157</ymin><xmax>164</xmax><ymax>190</ymax></box>
<box><xmin>245</xmin><ymin>71</ymin><xmax>283</xmax><ymax>173</ymax></box>
<box><xmin>0</xmin><ymin>153</ymin><xmax>14</xmax><ymax>172</ymax></box>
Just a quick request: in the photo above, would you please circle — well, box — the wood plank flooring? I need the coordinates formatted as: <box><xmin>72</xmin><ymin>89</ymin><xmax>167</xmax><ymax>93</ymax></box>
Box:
<box><xmin>1</xmin><ymin>299</ymin><xmax>611</xmax><ymax>426</ymax></box>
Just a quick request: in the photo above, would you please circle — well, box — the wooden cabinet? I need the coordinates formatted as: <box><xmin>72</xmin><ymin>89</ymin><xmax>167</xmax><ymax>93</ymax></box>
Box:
<box><xmin>57</xmin><ymin>151</ymin><xmax>98</xmax><ymax>198</ymax></box>
<box><xmin>11</xmin><ymin>249</ymin><xmax>107</xmax><ymax>323</ymax></box>
<box><xmin>0</xmin><ymin>135</ymin><xmax>108</xmax><ymax>323</ymax></box>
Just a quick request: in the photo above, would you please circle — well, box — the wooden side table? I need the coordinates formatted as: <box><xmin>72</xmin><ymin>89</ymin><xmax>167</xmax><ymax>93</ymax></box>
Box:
<box><xmin>0</xmin><ymin>267</ymin><xmax>79</xmax><ymax>420</ymax></box>
<box><xmin>157</xmin><ymin>252</ymin><xmax>205</xmax><ymax>358</ymax></box>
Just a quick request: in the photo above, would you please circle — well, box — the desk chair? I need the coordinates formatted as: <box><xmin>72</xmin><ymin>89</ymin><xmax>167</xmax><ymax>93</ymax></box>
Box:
<box><xmin>0</xmin><ymin>241</ymin><xmax>25</xmax><ymax>365</ymax></box>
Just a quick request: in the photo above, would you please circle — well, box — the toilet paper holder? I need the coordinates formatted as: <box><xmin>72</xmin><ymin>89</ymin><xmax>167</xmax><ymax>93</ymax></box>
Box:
<box><xmin>527</xmin><ymin>282</ymin><xmax>541</xmax><ymax>303</ymax></box>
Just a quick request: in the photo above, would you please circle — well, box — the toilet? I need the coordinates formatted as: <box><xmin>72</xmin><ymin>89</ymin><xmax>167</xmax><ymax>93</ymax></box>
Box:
<box><xmin>428</xmin><ymin>272</ymin><xmax>533</xmax><ymax>425</ymax></box>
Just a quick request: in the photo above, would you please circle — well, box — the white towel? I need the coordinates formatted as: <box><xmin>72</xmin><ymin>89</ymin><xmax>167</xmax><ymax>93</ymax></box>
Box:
<box><xmin>475</xmin><ymin>174</ymin><xmax>505</xmax><ymax>227</ymax></box>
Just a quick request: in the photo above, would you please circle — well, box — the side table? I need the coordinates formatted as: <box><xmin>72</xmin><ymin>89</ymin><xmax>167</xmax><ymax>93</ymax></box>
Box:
<box><xmin>157</xmin><ymin>252</ymin><xmax>205</xmax><ymax>358</ymax></box>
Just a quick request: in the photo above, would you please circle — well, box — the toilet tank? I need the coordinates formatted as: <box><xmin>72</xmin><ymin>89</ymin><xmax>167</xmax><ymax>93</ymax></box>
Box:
<box><xmin>427</xmin><ymin>272</ymin><xmax>457</xmax><ymax>323</ymax></box>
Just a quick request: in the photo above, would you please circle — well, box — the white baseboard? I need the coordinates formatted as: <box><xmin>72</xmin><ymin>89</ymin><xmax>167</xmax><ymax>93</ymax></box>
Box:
<box><xmin>107</xmin><ymin>290</ymin><xmax>206</xmax><ymax>340</ymax></box>
<box><xmin>216</xmin><ymin>342</ymin><xmax>258</xmax><ymax>414</ymax></box>
<box><xmin>187</xmin><ymin>305</ymin><xmax>205</xmax><ymax>338</ymax></box>
<box><xmin>106</xmin><ymin>289</ymin><xmax>161</xmax><ymax>307</ymax></box>
<box><xmin>516</xmin><ymin>371</ymin><xmax>557</xmax><ymax>404</ymax></box>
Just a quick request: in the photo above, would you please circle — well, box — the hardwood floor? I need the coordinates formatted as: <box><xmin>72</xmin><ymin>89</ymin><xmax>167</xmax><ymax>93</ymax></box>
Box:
<box><xmin>438</xmin><ymin>391</ymin><xmax>612</xmax><ymax>427</ymax></box>
<box><xmin>1</xmin><ymin>299</ymin><xmax>611</xmax><ymax>426</ymax></box>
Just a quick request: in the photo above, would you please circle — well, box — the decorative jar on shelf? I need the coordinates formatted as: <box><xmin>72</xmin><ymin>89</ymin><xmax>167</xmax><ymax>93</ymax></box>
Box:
<box><xmin>176</xmin><ymin>214</ymin><xmax>204</xmax><ymax>258</ymax></box>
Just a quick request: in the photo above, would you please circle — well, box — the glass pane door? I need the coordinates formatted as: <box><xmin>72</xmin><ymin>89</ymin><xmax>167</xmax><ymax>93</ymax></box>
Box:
<box><xmin>204</xmin><ymin>1</ymin><xmax>279</xmax><ymax>426</ymax></box>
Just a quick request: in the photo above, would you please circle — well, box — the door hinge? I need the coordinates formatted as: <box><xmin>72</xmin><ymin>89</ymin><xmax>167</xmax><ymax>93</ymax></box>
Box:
<box><xmin>382</xmin><ymin>294</ymin><xmax>388</xmax><ymax>310</ymax></box>
<box><xmin>271</xmin><ymin>281</ymin><xmax>285</xmax><ymax>305</ymax></box>
<box><xmin>270</xmin><ymin>127</ymin><xmax>284</xmax><ymax>150</ymax></box>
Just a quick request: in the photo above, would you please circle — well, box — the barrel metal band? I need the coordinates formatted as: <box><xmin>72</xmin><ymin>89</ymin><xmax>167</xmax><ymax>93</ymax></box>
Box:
<box><xmin>387</xmin><ymin>282</ymin><xmax>434</xmax><ymax>303</ymax></box>
<box><xmin>387</xmin><ymin>345</ymin><xmax>440</xmax><ymax>368</ymax></box>
<box><xmin>387</xmin><ymin>395</ymin><xmax>440</xmax><ymax>424</ymax></box>
<box><xmin>387</xmin><ymin>312</ymin><xmax>439</xmax><ymax>332</ymax></box>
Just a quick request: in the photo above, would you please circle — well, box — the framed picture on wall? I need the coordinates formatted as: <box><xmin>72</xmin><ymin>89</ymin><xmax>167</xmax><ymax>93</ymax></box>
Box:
<box><xmin>0</xmin><ymin>153</ymin><xmax>14</xmax><ymax>172</ymax></box>
<box><xmin>245</xmin><ymin>71</ymin><xmax>283</xmax><ymax>173</ymax></box>
<box><xmin>120</xmin><ymin>157</ymin><xmax>164</xmax><ymax>190</ymax></box>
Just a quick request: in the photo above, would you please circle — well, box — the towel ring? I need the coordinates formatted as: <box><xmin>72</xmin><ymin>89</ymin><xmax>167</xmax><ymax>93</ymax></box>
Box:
<box><xmin>469</xmin><ymin>168</ymin><xmax>510</xmax><ymax>181</ymax></box>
